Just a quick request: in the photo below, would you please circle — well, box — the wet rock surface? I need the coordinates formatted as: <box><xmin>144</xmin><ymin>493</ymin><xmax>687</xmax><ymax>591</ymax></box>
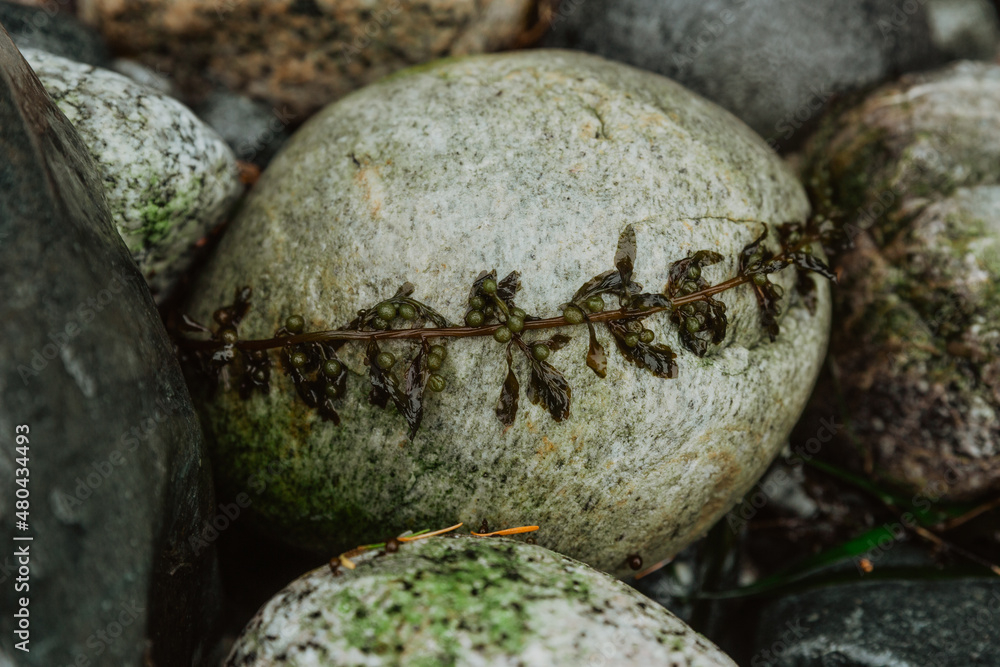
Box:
<box><xmin>0</xmin><ymin>28</ymin><xmax>217</xmax><ymax>667</ymax></box>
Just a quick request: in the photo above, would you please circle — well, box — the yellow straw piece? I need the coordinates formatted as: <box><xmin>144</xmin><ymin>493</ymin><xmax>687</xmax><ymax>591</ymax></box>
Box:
<box><xmin>397</xmin><ymin>522</ymin><xmax>464</xmax><ymax>542</ymax></box>
<box><xmin>470</xmin><ymin>525</ymin><xmax>540</xmax><ymax>537</ymax></box>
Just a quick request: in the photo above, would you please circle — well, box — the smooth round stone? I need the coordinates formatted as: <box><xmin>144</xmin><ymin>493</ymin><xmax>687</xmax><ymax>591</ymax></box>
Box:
<box><xmin>543</xmin><ymin>0</ymin><xmax>998</xmax><ymax>149</ymax></box>
<box><xmin>803</xmin><ymin>62</ymin><xmax>1000</xmax><ymax>500</ymax></box>
<box><xmin>226</xmin><ymin>536</ymin><xmax>737</xmax><ymax>667</ymax></box>
<box><xmin>78</xmin><ymin>0</ymin><xmax>536</xmax><ymax>118</ymax></box>
<box><xmin>187</xmin><ymin>50</ymin><xmax>831</xmax><ymax>577</ymax></box>
<box><xmin>21</xmin><ymin>47</ymin><xmax>242</xmax><ymax>302</ymax></box>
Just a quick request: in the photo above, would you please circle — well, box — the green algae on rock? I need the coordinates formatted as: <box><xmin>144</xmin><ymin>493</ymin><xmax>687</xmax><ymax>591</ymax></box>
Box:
<box><xmin>803</xmin><ymin>62</ymin><xmax>1000</xmax><ymax>500</ymax></box>
<box><xmin>21</xmin><ymin>47</ymin><xmax>242</xmax><ymax>302</ymax></box>
<box><xmin>226</xmin><ymin>536</ymin><xmax>737</xmax><ymax>667</ymax></box>
<box><xmin>187</xmin><ymin>50</ymin><xmax>831</xmax><ymax>578</ymax></box>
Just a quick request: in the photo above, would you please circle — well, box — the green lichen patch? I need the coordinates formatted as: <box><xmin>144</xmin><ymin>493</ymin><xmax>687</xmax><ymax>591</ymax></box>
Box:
<box><xmin>226</xmin><ymin>536</ymin><xmax>737</xmax><ymax>666</ymax></box>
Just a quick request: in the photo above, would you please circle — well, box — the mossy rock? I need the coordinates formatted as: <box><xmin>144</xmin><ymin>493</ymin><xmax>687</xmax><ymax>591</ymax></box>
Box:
<box><xmin>22</xmin><ymin>47</ymin><xmax>241</xmax><ymax>302</ymax></box>
<box><xmin>802</xmin><ymin>62</ymin><xmax>1000</xmax><ymax>500</ymax></box>
<box><xmin>803</xmin><ymin>61</ymin><xmax>1000</xmax><ymax>244</ymax></box>
<box><xmin>226</xmin><ymin>535</ymin><xmax>737</xmax><ymax>667</ymax></box>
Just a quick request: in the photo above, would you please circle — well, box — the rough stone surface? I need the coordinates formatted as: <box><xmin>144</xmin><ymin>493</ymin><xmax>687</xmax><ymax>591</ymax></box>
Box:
<box><xmin>21</xmin><ymin>47</ymin><xmax>242</xmax><ymax>302</ymax></box>
<box><xmin>752</xmin><ymin>577</ymin><xmax>1000</xmax><ymax>666</ymax></box>
<box><xmin>0</xmin><ymin>0</ymin><xmax>109</xmax><ymax>66</ymax></box>
<box><xmin>803</xmin><ymin>62</ymin><xmax>1000</xmax><ymax>500</ymax></box>
<box><xmin>227</xmin><ymin>536</ymin><xmax>738</xmax><ymax>667</ymax></box>
<box><xmin>187</xmin><ymin>50</ymin><xmax>831</xmax><ymax>578</ymax></box>
<box><xmin>0</xmin><ymin>27</ymin><xmax>217</xmax><ymax>666</ymax></box>
<box><xmin>78</xmin><ymin>0</ymin><xmax>536</xmax><ymax>119</ymax></box>
<box><xmin>543</xmin><ymin>0</ymin><xmax>999</xmax><ymax>149</ymax></box>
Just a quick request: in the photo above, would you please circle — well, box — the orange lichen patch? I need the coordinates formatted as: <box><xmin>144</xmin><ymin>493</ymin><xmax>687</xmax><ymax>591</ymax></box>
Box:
<box><xmin>471</xmin><ymin>525</ymin><xmax>540</xmax><ymax>537</ymax></box>
<box><xmin>536</xmin><ymin>437</ymin><xmax>557</xmax><ymax>458</ymax></box>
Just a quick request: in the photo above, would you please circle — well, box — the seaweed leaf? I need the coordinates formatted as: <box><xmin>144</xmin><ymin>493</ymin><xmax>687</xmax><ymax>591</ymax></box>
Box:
<box><xmin>585</xmin><ymin>321</ymin><xmax>607</xmax><ymax>379</ymax></box>
<box><xmin>571</xmin><ymin>269</ymin><xmax>643</xmax><ymax>306</ymax></box>
<box><xmin>401</xmin><ymin>340</ymin><xmax>430</xmax><ymax>439</ymax></box>
<box><xmin>521</xmin><ymin>342</ymin><xmax>571</xmax><ymax>422</ymax></box>
<box><xmin>496</xmin><ymin>343</ymin><xmax>520</xmax><ymax>428</ymax></box>
<box><xmin>665</xmin><ymin>251</ymin><xmax>728</xmax><ymax>356</ymax></box>
<box><xmin>497</xmin><ymin>270</ymin><xmax>522</xmax><ymax>304</ymax></box>
<box><xmin>366</xmin><ymin>340</ymin><xmax>403</xmax><ymax>411</ymax></box>
<box><xmin>607</xmin><ymin>321</ymin><xmax>677</xmax><ymax>378</ymax></box>
<box><xmin>614</xmin><ymin>224</ymin><xmax>637</xmax><ymax>305</ymax></box>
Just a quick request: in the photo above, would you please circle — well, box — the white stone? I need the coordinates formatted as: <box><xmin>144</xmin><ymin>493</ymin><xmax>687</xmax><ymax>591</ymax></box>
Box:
<box><xmin>227</xmin><ymin>536</ymin><xmax>738</xmax><ymax>667</ymax></box>
<box><xmin>22</xmin><ymin>47</ymin><xmax>241</xmax><ymax>301</ymax></box>
<box><xmin>188</xmin><ymin>50</ymin><xmax>831</xmax><ymax>577</ymax></box>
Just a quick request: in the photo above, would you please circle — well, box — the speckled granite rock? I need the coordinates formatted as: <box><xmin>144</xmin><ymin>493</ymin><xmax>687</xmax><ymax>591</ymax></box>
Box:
<box><xmin>21</xmin><ymin>47</ymin><xmax>242</xmax><ymax>302</ymax></box>
<box><xmin>0</xmin><ymin>0</ymin><xmax>109</xmax><ymax>66</ymax></box>
<box><xmin>803</xmin><ymin>62</ymin><xmax>1000</xmax><ymax>500</ymax></box>
<box><xmin>0</xmin><ymin>29</ymin><xmax>217</xmax><ymax>666</ymax></box>
<box><xmin>227</xmin><ymin>536</ymin><xmax>737</xmax><ymax>667</ymax></box>
<box><xmin>78</xmin><ymin>0</ymin><xmax>535</xmax><ymax>119</ymax></box>
<box><xmin>187</xmin><ymin>50</ymin><xmax>831</xmax><ymax>578</ymax></box>
<box><xmin>543</xmin><ymin>0</ymin><xmax>999</xmax><ymax>150</ymax></box>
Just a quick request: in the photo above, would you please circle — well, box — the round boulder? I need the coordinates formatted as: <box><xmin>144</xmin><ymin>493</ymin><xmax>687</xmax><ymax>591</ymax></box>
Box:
<box><xmin>187</xmin><ymin>50</ymin><xmax>831</xmax><ymax>577</ymax></box>
<box><xmin>227</xmin><ymin>535</ymin><xmax>737</xmax><ymax>666</ymax></box>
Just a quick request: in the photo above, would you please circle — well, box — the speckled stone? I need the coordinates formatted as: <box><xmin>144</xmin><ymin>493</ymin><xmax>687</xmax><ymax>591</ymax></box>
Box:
<box><xmin>187</xmin><ymin>50</ymin><xmax>831</xmax><ymax>578</ymax></box>
<box><xmin>21</xmin><ymin>47</ymin><xmax>241</xmax><ymax>302</ymax></box>
<box><xmin>803</xmin><ymin>62</ymin><xmax>1000</xmax><ymax>500</ymax></box>
<box><xmin>226</xmin><ymin>536</ymin><xmax>737</xmax><ymax>667</ymax></box>
<box><xmin>542</xmin><ymin>0</ymin><xmax>999</xmax><ymax>150</ymax></box>
<box><xmin>78</xmin><ymin>0</ymin><xmax>535</xmax><ymax>119</ymax></box>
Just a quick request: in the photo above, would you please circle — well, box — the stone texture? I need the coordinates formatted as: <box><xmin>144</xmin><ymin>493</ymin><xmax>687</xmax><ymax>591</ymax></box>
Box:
<box><xmin>0</xmin><ymin>26</ymin><xmax>217</xmax><ymax>667</ymax></box>
<box><xmin>542</xmin><ymin>0</ymin><xmax>999</xmax><ymax>150</ymax></box>
<box><xmin>227</xmin><ymin>536</ymin><xmax>738</xmax><ymax>666</ymax></box>
<box><xmin>0</xmin><ymin>0</ymin><xmax>109</xmax><ymax>66</ymax></box>
<box><xmin>21</xmin><ymin>47</ymin><xmax>242</xmax><ymax>302</ymax></box>
<box><xmin>802</xmin><ymin>62</ymin><xmax>1000</xmax><ymax>500</ymax></box>
<box><xmin>751</xmin><ymin>577</ymin><xmax>1000</xmax><ymax>666</ymax></box>
<box><xmin>187</xmin><ymin>50</ymin><xmax>831</xmax><ymax>578</ymax></box>
<box><xmin>78</xmin><ymin>0</ymin><xmax>536</xmax><ymax>119</ymax></box>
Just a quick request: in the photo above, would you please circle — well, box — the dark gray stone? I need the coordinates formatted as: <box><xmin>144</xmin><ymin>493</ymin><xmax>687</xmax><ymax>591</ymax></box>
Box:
<box><xmin>542</xmin><ymin>0</ymin><xmax>999</xmax><ymax>150</ymax></box>
<box><xmin>751</xmin><ymin>577</ymin><xmax>1000</xmax><ymax>666</ymax></box>
<box><xmin>0</xmin><ymin>24</ymin><xmax>217</xmax><ymax>667</ymax></box>
<box><xmin>194</xmin><ymin>90</ymin><xmax>291</xmax><ymax>167</ymax></box>
<box><xmin>0</xmin><ymin>1</ymin><xmax>109</xmax><ymax>66</ymax></box>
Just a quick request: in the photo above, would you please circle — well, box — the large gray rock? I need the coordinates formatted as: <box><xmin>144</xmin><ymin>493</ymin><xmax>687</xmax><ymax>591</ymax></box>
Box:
<box><xmin>0</xmin><ymin>26</ymin><xmax>217</xmax><ymax>666</ymax></box>
<box><xmin>543</xmin><ymin>0</ymin><xmax>999</xmax><ymax>149</ymax></box>
<box><xmin>227</xmin><ymin>536</ymin><xmax>738</xmax><ymax>666</ymax></box>
<box><xmin>802</xmin><ymin>62</ymin><xmax>1000</xmax><ymax>501</ymax></box>
<box><xmin>21</xmin><ymin>46</ymin><xmax>242</xmax><ymax>302</ymax></box>
<box><xmin>186</xmin><ymin>50</ymin><xmax>831</xmax><ymax>578</ymax></box>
